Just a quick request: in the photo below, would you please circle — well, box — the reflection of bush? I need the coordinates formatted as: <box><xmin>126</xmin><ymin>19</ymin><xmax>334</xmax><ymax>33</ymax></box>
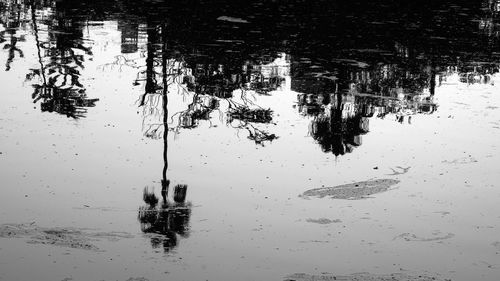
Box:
<box><xmin>228</xmin><ymin>107</ymin><xmax>273</xmax><ymax>123</ymax></box>
<box><xmin>138</xmin><ymin>187</ymin><xmax>191</xmax><ymax>253</ymax></box>
<box><xmin>248</xmin><ymin>76</ymin><xmax>286</xmax><ymax>95</ymax></box>
<box><xmin>247</xmin><ymin>126</ymin><xmax>278</xmax><ymax>145</ymax></box>
<box><xmin>178</xmin><ymin>97</ymin><xmax>219</xmax><ymax>129</ymax></box>
<box><xmin>227</xmin><ymin>106</ymin><xmax>277</xmax><ymax>145</ymax></box>
<box><xmin>458</xmin><ymin>68</ymin><xmax>498</xmax><ymax>84</ymax></box>
<box><xmin>31</xmin><ymin>86</ymin><xmax>98</xmax><ymax>118</ymax></box>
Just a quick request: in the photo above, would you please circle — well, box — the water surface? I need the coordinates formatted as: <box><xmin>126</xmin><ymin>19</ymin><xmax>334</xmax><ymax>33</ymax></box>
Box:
<box><xmin>1</xmin><ymin>1</ymin><xmax>500</xmax><ymax>280</ymax></box>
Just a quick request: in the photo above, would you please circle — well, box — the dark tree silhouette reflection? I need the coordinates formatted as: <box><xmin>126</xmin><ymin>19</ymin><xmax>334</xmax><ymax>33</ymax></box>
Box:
<box><xmin>134</xmin><ymin>20</ymin><xmax>286</xmax><ymax>146</ymax></box>
<box><xmin>294</xmin><ymin>60</ymin><xmax>440</xmax><ymax>155</ymax></box>
<box><xmin>3</xmin><ymin>0</ymin><xmax>499</xmax><ymax>161</ymax></box>
<box><xmin>303</xmin><ymin>92</ymin><xmax>368</xmax><ymax>156</ymax></box>
<box><xmin>24</xmin><ymin>1</ymin><xmax>98</xmax><ymax>118</ymax></box>
<box><xmin>138</xmin><ymin>185</ymin><xmax>191</xmax><ymax>253</ymax></box>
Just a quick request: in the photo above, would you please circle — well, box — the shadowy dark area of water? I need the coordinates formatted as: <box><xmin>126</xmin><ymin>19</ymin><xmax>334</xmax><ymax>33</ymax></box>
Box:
<box><xmin>1</xmin><ymin>1</ymin><xmax>500</xmax><ymax>281</ymax></box>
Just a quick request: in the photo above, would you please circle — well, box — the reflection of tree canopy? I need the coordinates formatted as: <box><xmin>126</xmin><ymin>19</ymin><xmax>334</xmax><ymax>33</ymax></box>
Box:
<box><xmin>309</xmin><ymin>108</ymin><xmax>369</xmax><ymax>156</ymax></box>
<box><xmin>9</xmin><ymin>0</ymin><xmax>499</xmax><ymax>153</ymax></box>
<box><xmin>133</xmin><ymin>23</ymin><xmax>283</xmax><ymax>146</ymax></box>
<box><xmin>24</xmin><ymin>1</ymin><xmax>98</xmax><ymax>118</ymax></box>
<box><xmin>297</xmin><ymin>68</ymin><xmax>441</xmax><ymax>154</ymax></box>
<box><xmin>226</xmin><ymin>99</ymin><xmax>277</xmax><ymax>146</ymax></box>
<box><xmin>138</xmin><ymin>186</ymin><xmax>191</xmax><ymax>253</ymax></box>
<box><xmin>351</xmin><ymin>65</ymin><xmax>430</xmax><ymax>97</ymax></box>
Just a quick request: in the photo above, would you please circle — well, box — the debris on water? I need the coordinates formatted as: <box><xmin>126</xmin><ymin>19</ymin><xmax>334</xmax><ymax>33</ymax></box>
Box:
<box><xmin>442</xmin><ymin>156</ymin><xmax>478</xmax><ymax>164</ymax></box>
<box><xmin>434</xmin><ymin>211</ymin><xmax>451</xmax><ymax>217</ymax></box>
<box><xmin>387</xmin><ymin>166</ymin><xmax>411</xmax><ymax>176</ymax></box>
<box><xmin>125</xmin><ymin>278</ymin><xmax>150</xmax><ymax>281</ymax></box>
<box><xmin>28</xmin><ymin>229</ymin><xmax>100</xmax><ymax>251</ymax></box>
<box><xmin>0</xmin><ymin>223</ymin><xmax>134</xmax><ymax>251</ymax></box>
<box><xmin>300</xmin><ymin>179</ymin><xmax>400</xmax><ymax>200</ymax></box>
<box><xmin>394</xmin><ymin>232</ymin><xmax>455</xmax><ymax>242</ymax></box>
<box><xmin>217</xmin><ymin>16</ymin><xmax>249</xmax><ymax>23</ymax></box>
<box><xmin>305</xmin><ymin>218</ymin><xmax>342</xmax><ymax>224</ymax></box>
<box><xmin>284</xmin><ymin>272</ymin><xmax>447</xmax><ymax>281</ymax></box>
<box><xmin>298</xmin><ymin>240</ymin><xmax>330</xmax><ymax>244</ymax></box>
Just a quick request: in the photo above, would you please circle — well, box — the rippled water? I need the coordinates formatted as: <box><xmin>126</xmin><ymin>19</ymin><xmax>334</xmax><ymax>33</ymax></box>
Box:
<box><xmin>1</xmin><ymin>1</ymin><xmax>500</xmax><ymax>281</ymax></box>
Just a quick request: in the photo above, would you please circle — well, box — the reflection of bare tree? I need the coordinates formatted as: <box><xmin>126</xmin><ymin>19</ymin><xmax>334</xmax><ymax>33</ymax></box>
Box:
<box><xmin>227</xmin><ymin>102</ymin><xmax>277</xmax><ymax>146</ymax></box>
<box><xmin>136</xmin><ymin>49</ymin><xmax>280</xmax><ymax>145</ymax></box>
<box><xmin>135</xmin><ymin>23</ymin><xmax>199</xmax><ymax>138</ymax></box>
<box><xmin>132</xmin><ymin>28</ymin><xmax>286</xmax><ymax>145</ymax></box>
<box><xmin>182</xmin><ymin>68</ymin><xmax>280</xmax><ymax>146</ymax></box>
<box><xmin>244</xmin><ymin>124</ymin><xmax>278</xmax><ymax>146</ymax></box>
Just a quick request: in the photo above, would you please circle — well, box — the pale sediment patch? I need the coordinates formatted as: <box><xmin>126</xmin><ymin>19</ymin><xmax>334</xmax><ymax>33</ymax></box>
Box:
<box><xmin>0</xmin><ymin>223</ymin><xmax>133</xmax><ymax>251</ymax></box>
<box><xmin>300</xmin><ymin>179</ymin><xmax>400</xmax><ymax>200</ymax></box>
<box><xmin>28</xmin><ymin>228</ymin><xmax>100</xmax><ymax>251</ymax></box>
<box><xmin>0</xmin><ymin>223</ymin><xmax>35</xmax><ymax>238</ymax></box>
<box><xmin>284</xmin><ymin>273</ymin><xmax>446</xmax><ymax>281</ymax></box>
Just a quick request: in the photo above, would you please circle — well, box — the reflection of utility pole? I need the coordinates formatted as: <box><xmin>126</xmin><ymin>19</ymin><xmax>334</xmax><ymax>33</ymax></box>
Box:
<box><xmin>332</xmin><ymin>72</ymin><xmax>349</xmax><ymax>156</ymax></box>
<box><xmin>429</xmin><ymin>58</ymin><xmax>436</xmax><ymax>97</ymax></box>
<box><xmin>161</xmin><ymin>23</ymin><xmax>169</xmax><ymax>200</ymax></box>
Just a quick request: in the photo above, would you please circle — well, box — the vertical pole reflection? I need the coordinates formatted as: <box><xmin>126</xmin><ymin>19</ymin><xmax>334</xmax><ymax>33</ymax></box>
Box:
<box><xmin>429</xmin><ymin>61</ymin><xmax>436</xmax><ymax>97</ymax></box>
<box><xmin>161</xmin><ymin>23</ymin><xmax>169</xmax><ymax>200</ymax></box>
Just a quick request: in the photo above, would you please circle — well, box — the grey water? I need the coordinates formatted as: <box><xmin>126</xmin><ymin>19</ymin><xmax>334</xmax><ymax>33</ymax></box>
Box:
<box><xmin>1</xmin><ymin>1</ymin><xmax>500</xmax><ymax>280</ymax></box>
